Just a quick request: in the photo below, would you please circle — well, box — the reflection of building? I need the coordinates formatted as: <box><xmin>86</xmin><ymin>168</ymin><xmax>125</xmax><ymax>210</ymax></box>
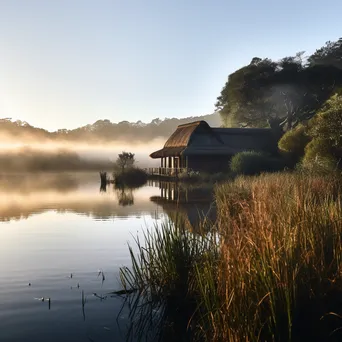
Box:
<box><xmin>150</xmin><ymin>120</ymin><xmax>279</xmax><ymax>175</ymax></box>
<box><xmin>150</xmin><ymin>181</ymin><xmax>216</xmax><ymax>231</ymax></box>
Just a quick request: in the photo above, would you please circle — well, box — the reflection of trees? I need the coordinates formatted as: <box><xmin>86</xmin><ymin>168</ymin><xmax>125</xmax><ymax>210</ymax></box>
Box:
<box><xmin>0</xmin><ymin>177</ymin><xmax>163</xmax><ymax>221</ymax></box>
<box><xmin>115</xmin><ymin>186</ymin><xmax>134</xmax><ymax>206</ymax></box>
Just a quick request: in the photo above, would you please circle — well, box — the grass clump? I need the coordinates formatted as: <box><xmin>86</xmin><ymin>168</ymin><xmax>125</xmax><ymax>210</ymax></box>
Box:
<box><xmin>121</xmin><ymin>172</ymin><xmax>342</xmax><ymax>342</ymax></box>
<box><xmin>120</xmin><ymin>220</ymin><xmax>218</xmax><ymax>341</ymax></box>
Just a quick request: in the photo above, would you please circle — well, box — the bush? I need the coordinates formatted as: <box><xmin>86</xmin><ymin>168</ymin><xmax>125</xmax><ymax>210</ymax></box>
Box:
<box><xmin>114</xmin><ymin>167</ymin><xmax>147</xmax><ymax>187</ymax></box>
<box><xmin>230</xmin><ymin>151</ymin><xmax>284</xmax><ymax>175</ymax></box>
<box><xmin>300</xmin><ymin>139</ymin><xmax>338</xmax><ymax>172</ymax></box>
<box><xmin>298</xmin><ymin>93</ymin><xmax>342</xmax><ymax>171</ymax></box>
<box><xmin>278</xmin><ymin>124</ymin><xmax>311</xmax><ymax>160</ymax></box>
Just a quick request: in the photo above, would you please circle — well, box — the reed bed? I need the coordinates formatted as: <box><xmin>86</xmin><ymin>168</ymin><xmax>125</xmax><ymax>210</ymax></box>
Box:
<box><xmin>121</xmin><ymin>172</ymin><xmax>342</xmax><ymax>342</ymax></box>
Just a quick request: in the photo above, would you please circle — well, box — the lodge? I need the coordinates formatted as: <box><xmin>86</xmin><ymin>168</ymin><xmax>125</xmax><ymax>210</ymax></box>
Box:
<box><xmin>149</xmin><ymin>120</ymin><xmax>280</xmax><ymax>175</ymax></box>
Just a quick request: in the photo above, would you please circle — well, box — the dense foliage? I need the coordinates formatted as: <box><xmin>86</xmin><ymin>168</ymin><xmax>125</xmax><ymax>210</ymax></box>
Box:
<box><xmin>216</xmin><ymin>38</ymin><xmax>342</xmax><ymax>130</ymax></box>
<box><xmin>277</xmin><ymin>93</ymin><xmax>342</xmax><ymax>170</ymax></box>
<box><xmin>278</xmin><ymin>124</ymin><xmax>311</xmax><ymax>160</ymax></box>
<box><xmin>230</xmin><ymin>151</ymin><xmax>284</xmax><ymax>175</ymax></box>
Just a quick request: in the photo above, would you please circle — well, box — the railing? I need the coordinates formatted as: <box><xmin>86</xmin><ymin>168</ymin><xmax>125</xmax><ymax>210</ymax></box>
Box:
<box><xmin>146</xmin><ymin>167</ymin><xmax>188</xmax><ymax>177</ymax></box>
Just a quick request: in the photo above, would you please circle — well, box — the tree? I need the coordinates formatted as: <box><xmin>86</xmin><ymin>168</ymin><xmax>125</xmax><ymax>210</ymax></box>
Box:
<box><xmin>115</xmin><ymin>151</ymin><xmax>135</xmax><ymax>173</ymax></box>
<box><xmin>216</xmin><ymin>39</ymin><xmax>342</xmax><ymax>130</ymax></box>
<box><xmin>297</xmin><ymin>93</ymin><xmax>342</xmax><ymax>170</ymax></box>
<box><xmin>308</xmin><ymin>93</ymin><xmax>342</xmax><ymax>158</ymax></box>
<box><xmin>307</xmin><ymin>39</ymin><xmax>342</xmax><ymax>68</ymax></box>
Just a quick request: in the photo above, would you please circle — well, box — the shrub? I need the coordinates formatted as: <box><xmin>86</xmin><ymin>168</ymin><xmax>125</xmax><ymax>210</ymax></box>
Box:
<box><xmin>300</xmin><ymin>93</ymin><xmax>342</xmax><ymax>171</ymax></box>
<box><xmin>230</xmin><ymin>151</ymin><xmax>284</xmax><ymax>175</ymax></box>
<box><xmin>114</xmin><ymin>167</ymin><xmax>147</xmax><ymax>187</ymax></box>
<box><xmin>300</xmin><ymin>139</ymin><xmax>338</xmax><ymax>172</ymax></box>
<box><xmin>278</xmin><ymin>124</ymin><xmax>310</xmax><ymax>160</ymax></box>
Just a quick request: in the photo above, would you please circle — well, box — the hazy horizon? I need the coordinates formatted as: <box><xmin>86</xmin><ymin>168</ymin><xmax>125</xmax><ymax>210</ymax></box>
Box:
<box><xmin>1</xmin><ymin>0</ymin><xmax>341</xmax><ymax>130</ymax></box>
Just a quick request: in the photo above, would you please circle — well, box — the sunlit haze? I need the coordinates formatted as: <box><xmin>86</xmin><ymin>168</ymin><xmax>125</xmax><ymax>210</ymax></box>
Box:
<box><xmin>0</xmin><ymin>0</ymin><xmax>340</xmax><ymax>130</ymax></box>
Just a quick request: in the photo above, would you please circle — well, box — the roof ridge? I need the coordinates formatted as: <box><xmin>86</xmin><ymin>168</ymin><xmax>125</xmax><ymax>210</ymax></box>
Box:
<box><xmin>177</xmin><ymin>120</ymin><xmax>207</xmax><ymax>128</ymax></box>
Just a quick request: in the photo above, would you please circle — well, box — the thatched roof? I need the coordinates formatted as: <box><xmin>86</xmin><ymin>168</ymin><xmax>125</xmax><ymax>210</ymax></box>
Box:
<box><xmin>150</xmin><ymin>121</ymin><xmax>278</xmax><ymax>158</ymax></box>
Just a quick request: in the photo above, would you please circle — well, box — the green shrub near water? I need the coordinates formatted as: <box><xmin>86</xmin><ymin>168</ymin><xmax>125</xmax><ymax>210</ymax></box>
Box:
<box><xmin>230</xmin><ymin>151</ymin><xmax>284</xmax><ymax>175</ymax></box>
<box><xmin>113</xmin><ymin>167</ymin><xmax>148</xmax><ymax>187</ymax></box>
<box><xmin>120</xmin><ymin>172</ymin><xmax>342</xmax><ymax>342</ymax></box>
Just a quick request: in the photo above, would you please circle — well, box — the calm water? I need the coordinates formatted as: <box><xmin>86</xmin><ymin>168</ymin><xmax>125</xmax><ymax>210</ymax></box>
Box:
<box><xmin>0</xmin><ymin>173</ymin><xmax>168</xmax><ymax>342</ymax></box>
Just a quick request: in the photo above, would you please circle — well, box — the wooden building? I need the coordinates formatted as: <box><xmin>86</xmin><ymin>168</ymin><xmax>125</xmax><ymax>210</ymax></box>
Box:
<box><xmin>149</xmin><ymin>120</ymin><xmax>280</xmax><ymax>175</ymax></box>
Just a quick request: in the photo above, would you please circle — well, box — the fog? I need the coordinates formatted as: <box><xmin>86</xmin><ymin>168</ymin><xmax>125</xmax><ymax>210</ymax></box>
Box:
<box><xmin>0</xmin><ymin>136</ymin><xmax>162</xmax><ymax>172</ymax></box>
<box><xmin>0</xmin><ymin>173</ymin><xmax>162</xmax><ymax>221</ymax></box>
<box><xmin>0</xmin><ymin>113</ymin><xmax>221</xmax><ymax>172</ymax></box>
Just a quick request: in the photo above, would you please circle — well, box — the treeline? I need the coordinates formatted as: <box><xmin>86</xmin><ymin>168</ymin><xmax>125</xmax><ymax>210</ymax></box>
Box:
<box><xmin>0</xmin><ymin>148</ymin><xmax>114</xmax><ymax>172</ymax></box>
<box><xmin>0</xmin><ymin>113</ymin><xmax>220</xmax><ymax>143</ymax></box>
<box><xmin>216</xmin><ymin>37</ymin><xmax>342</xmax><ymax>172</ymax></box>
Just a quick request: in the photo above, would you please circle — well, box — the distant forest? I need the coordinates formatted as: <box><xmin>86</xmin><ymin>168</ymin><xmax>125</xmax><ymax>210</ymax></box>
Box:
<box><xmin>0</xmin><ymin>113</ymin><xmax>220</xmax><ymax>143</ymax></box>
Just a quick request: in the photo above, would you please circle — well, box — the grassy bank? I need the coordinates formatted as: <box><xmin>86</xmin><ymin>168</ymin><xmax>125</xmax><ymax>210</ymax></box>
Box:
<box><xmin>121</xmin><ymin>172</ymin><xmax>342</xmax><ymax>341</ymax></box>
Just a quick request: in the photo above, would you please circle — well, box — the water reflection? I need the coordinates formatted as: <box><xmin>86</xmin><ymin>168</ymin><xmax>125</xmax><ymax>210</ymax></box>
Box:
<box><xmin>149</xmin><ymin>180</ymin><xmax>216</xmax><ymax>231</ymax></box>
<box><xmin>0</xmin><ymin>173</ymin><xmax>217</xmax><ymax>342</ymax></box>
<box><xmin>0</xmin><ymin>173</ymin><xmax>162</xmax><ymax>222</ymax></box>
<box><xmin>115</xmin><ymin>186</ymin><xmax>135</xmax><ymax>207</ymax></box>
<box><xmin>0</xmin><ymin>174</ymin><xmax>216</xmax><ymax>226</ymax></box>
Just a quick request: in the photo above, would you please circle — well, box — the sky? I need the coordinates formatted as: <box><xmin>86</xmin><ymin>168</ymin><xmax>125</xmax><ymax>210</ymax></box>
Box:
<box><xmin>0</xmin><ymin>0</ymin><xmax>341</xmax><ymax>131</ymax></box>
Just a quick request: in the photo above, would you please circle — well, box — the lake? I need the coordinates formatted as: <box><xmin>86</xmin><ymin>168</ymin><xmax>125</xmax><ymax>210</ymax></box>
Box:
<box><xmin>0</xmin><ymin>173</ymin><xmax>214</xmax><ymax>342</ymax></box>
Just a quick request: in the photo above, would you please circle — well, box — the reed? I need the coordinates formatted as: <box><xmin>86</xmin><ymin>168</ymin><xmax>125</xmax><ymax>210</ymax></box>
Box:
<box><xmin>120</xmin><ymin>219</ymin><xmax>218</xmax><ymax>341</ymax></box>
<box><xmin>121</xmin><ymin>172</ymin><xmax>342</xmax><ymax>341</ymax></box>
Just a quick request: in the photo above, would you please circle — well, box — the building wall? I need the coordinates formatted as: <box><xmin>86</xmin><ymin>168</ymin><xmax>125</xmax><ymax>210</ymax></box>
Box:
<box><xmin>187</xmin><ymin>155</ymin><xmax>230</xmax><ymax>173</ymax></box>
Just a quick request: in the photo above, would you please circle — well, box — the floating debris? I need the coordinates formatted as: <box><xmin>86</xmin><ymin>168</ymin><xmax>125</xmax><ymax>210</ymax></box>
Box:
<box><xmin>71</xmin><ymin>282</ymin><xmax>81</xmax><ymax>290</ymax></box>
<box><xmin>97</xmin><ymin>269</ymin><xmax>105</xmax><ymax>283</ymax></box>
<box><xmin>109</xmin><ymin>288</ymin><xmax>138</xmax><ymax>296</ymax></box>
<box><xmin>34</xmin><ymin>297</ymin><xmax>45</xmax><ymax>301</ymax></box>
<box><xmin>34</xmin><ymin>296</ymin><xmax>51</xmax><ymax>309</ymax></box>
<box><xmin>92</xmin><ymin>292</ymin><xmax>107</xmax><ymax>300</ymax></box>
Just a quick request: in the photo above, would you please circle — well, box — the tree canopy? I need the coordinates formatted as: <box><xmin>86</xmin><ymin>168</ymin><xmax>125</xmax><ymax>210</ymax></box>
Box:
<box><xmin>216</xmin><ymin>38</ymin><xmax>342</xmax><ymax>130</ymax></box>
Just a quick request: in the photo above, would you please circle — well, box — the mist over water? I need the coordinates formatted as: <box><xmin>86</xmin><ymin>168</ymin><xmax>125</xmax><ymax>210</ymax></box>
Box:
<box><xmin>0</xmin><ymin>137</ymin><xmax>162</xmax><ymax>172</ymax></box>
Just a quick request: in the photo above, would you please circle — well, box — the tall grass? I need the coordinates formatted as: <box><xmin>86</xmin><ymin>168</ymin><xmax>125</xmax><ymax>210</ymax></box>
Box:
<box><xmin>208</xmin><ymin>172</ymin><xmax>342</xmax><ymax>342</ymax></box>
<box><xmin>121</xmin><ymin>172</ymin><xmax>342</xmax><ymax>341</ymax></box>
<box><xmin>120</xmin><ymin>219</ymin><xmax>218</xmax><ymax>341</ymax></box>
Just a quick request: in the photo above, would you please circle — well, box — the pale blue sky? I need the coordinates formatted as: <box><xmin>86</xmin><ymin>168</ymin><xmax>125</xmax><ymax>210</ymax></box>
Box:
<box><xmin>0</xmin><ymin>0</ymin><xmax>341</xmax><ymax>131</ymax></box>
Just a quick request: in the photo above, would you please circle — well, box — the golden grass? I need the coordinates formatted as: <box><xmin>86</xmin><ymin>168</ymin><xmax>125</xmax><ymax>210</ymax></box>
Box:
<box><xmin>204</xmin><ymin>173</ymin><xmax>342</xmax><ymax>341</ymax></box>
<box><xmin>122</xmin><ymin>172</ymin><xmax>342</xmax><ymax>342</ymax></box>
